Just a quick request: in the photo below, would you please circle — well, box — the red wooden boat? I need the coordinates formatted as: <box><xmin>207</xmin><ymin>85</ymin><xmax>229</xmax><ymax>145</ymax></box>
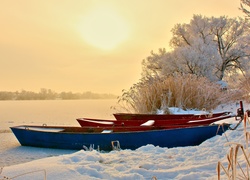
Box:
<box><xmin>71</xmin><ymin>124</ymin><xmax>205</xmax><ymax>132</ymax></box>
<box><xmin>113</xmin><ymin>111</ymin><xmax>232</xmax><ymax>120</ymax></box>
<box><xmin>77</xmin><ymin>111</ymin><xmax>234</xmax><ymax>127</ymax></box>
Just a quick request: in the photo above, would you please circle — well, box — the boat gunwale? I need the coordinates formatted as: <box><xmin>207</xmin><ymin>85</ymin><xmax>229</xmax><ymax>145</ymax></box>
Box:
<box><xmin>78</xmin><ymin>111</ymin><xmax>234</xmax><ymax>122</ymax></box>
<box><xmin>113</xmin><ymin>111</ymin><xmax>234</xmax><ymax>120</ymax></box>
<box><xmin>10</xmin><ymin>123</ymin><xmax>231</xmax><ymax>135</ymax></box>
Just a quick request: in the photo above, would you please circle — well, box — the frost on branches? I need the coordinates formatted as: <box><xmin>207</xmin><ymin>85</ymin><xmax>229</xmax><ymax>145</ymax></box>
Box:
<box><xmin>142</xmin><ymin>15</ymin><xmax>250</xmax><ymax>84</ymax></box>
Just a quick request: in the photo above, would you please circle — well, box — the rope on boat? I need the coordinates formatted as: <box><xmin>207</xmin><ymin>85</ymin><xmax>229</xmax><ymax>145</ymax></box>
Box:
<box><xmin>224</xmin><ymin>104</ymin><xmax>247</xmax><ymax>131</ymax></box>
<box><xmin>228</xmin><ymin>119</ymin><xmax>243</xmax><ymax>131</ymax></box>
<box><xmin>216</xmin><ymin>116</ymin><xmax>244</xmax><ymax>142</ymax></box>
<box><xmin>216</xmin><ymin>123</ymin><xmax>230</xmax><ymax>142</ymax></box>
<box><xmin>216</xmin><ymin>111</ymin><xmax>247</xmax><ymax>148</ymax></box>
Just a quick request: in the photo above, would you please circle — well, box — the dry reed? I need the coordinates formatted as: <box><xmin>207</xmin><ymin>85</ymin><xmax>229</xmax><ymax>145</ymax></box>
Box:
<box><xmin>238</xmin><ymin>77</ymin><xmax>250</xmax><ymax>103</ymax></box>
<box><xmin>217</xmin><ymin>112</ymin><xmax>250</xmax><ymax>179</ymax></box>
<box><xmin>115</xmin><ymin>74</ymin><xmax>234</xmax><ymax>113</ymax></box>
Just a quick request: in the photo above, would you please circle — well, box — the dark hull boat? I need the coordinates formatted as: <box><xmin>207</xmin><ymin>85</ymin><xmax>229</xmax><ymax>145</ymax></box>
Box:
<box><xmin>77</xmin><ymin>112</ymin><xmax>234</xmax><ymax>127</ymax></box>
<box><xmin>10</xmin><ymin>124</ymin><xmax>230</xmax><ymax>151</ymax></box>
<box><xmin>113</xmin><ymin>111</ymin><xmax>232</xmax><ymax>120</ymax></box>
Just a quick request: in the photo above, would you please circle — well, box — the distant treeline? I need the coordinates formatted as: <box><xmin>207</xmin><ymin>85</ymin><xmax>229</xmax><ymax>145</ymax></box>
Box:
<box><xmin>0</xmin><ymin>89</ymin><xmax>117</xmax><ymax>100</ymax></box>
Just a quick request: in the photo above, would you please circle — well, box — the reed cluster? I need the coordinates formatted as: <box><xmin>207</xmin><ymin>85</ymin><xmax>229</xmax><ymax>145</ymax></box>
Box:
<box><xmin>238</xmin><ymin>77</ymin><xmax>250</xmax><ymax>103</ymax></box>
<box><xmin>115</xmin><ymin>74</ymin><xmax>233</xmax><ymax>113</ymax></box>
<box><xmin>217</xmin><ymin>113</ymin><xmax>250</xmax><ymax>179</ymax></box>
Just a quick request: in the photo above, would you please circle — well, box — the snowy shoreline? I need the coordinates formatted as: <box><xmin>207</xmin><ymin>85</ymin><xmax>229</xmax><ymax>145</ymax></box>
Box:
<box><xmin>0</xmin><ymin>102</ymin><xmax>247</xmax><ymax>179</ymax></box>
<box><xmin>0</xmin><ymin>122</ymin><xmax>246</xmax><ymax>180</ymax></box>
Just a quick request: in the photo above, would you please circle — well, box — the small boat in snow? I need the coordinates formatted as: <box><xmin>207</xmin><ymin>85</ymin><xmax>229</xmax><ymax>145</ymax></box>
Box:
<box><xmin>10</xmin><ymin>123</ymin><xmax>230</xmax><ymax>151</ymax></box>
<box><xmin>76</xmin><ymin>112</ymin><xmax>234</xmax><ymax>127</ymax></box>
<box><xmin>113</xmin><ymin>111</ymin><xmax>233</xmax><ymax>120</ymax></box>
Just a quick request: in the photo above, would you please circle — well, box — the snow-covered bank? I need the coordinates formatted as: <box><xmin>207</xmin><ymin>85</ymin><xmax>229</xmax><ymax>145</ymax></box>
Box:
<box><xmin>0</xmin><ymin>120</ymin><xmax>246</xmax><ymax>180</ymax></box>
<box><xmin>0</xmin><ymin>101</ymin><xmax>248</xmax><ymax>179</ymax></box>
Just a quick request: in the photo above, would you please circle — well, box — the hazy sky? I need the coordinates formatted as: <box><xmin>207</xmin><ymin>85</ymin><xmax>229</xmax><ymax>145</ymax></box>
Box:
<box><xmin>0</xmin><ymin>0</ymin><xmax>243</xmax><ymax>94</ymax></box>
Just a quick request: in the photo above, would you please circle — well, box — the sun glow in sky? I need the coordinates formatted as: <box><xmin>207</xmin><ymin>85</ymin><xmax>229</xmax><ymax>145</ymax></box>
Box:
<box><xmin>79</xmin><ymin>6</ymin><xmax>130</xmax><ymax>50</ymax></box>
<box><xmin>0</xmin><ymin>0</ymin><xmax>243</xmax><ymax>95</ymax></box>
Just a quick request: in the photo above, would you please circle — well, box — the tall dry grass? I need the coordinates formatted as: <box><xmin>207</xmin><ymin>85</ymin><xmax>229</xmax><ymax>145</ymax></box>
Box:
<box><xmin>115</xmin><ymin>74</ymin><xmax>237</xmax><ymax>113</ymax></box>
<box><xmin>238</xmin><ymin>77</ymin><xmax>250</xmax><ymax>103</ymax></box>
<box><xmin>217</xmin><ymin>113</ymin><xmax>250</xmax><ymax>179</ymax></box>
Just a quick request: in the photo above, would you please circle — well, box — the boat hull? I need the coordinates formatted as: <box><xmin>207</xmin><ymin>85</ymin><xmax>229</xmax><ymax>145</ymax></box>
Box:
<box><xmin>113</xmin><ymin>111</ymin><xmax>232</xmax><ymax>120</ymax></box>
<box><xmin>77</xmin><ymin>113</ymin><xmax>233</xmax><ymax>127</ymax></box>
<box><xmin>10</xmin><ymin>124</ymin><xmax>230</xmax><ymax>151</ymax></box>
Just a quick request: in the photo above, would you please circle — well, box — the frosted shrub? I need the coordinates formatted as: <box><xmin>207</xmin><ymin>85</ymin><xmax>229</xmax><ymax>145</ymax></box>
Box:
<box><xmin>115</xmin><ymin>74</ymin><xmax>233</xmax><ymax>113</ymax></box>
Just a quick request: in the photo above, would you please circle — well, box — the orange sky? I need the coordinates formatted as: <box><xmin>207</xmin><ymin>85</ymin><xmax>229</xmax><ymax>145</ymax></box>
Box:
<box><xmin>0</xmin><ymin>0</ymin><xmax>243</xmax><ymax>95</ymax></box>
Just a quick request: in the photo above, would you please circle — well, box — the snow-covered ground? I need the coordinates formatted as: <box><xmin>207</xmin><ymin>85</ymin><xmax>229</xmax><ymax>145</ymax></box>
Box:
<box><xmin>0</xmin><ymin>102</ymin><xmax>249</xmax><ymax>180</ymax></box>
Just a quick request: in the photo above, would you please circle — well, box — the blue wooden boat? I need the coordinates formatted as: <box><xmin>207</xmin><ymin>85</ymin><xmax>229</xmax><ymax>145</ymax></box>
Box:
<box><xmin>10</xmin><ymin>124</ymin><xmax>230</xmax><ymax>151</ymax></box>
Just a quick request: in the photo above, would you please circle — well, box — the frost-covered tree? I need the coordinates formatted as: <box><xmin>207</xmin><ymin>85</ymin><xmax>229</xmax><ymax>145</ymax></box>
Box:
<box><xmin>241</xmin><ymin>0</ymin><xmax>250</xmax><ymax>17</ymax></box>
<box><xmin>141</xmin><ymin>48</ymin><xmax>166</xmax><ymax>77</ymax></box>
<box><xmin>143</xmin><ymin>15</ymin><xmax>250</xmax><ymax>82</ymax></box>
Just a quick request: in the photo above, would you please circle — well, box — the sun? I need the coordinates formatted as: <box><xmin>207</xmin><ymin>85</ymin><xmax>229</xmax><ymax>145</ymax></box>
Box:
<box><xmin>79</xmin><ymin>6</ymin><xmax>130</xmax><ymax>50</ymax></box>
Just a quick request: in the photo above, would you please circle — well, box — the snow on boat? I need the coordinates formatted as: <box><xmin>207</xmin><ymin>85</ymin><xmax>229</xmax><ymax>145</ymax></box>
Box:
<box><xmin>10</xmin><ymin>123</ymin><xmax>230</xmax><ymax>151</ymax></box>
<box><xmin>76</xmin><ymin>112</ymin><xmax>234</xmax><ymax>127</ymax></box>
<box><xmin>113</xmin><ymin>111</ymin><xmax>233</xmax><ymax>120</ymax></box>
